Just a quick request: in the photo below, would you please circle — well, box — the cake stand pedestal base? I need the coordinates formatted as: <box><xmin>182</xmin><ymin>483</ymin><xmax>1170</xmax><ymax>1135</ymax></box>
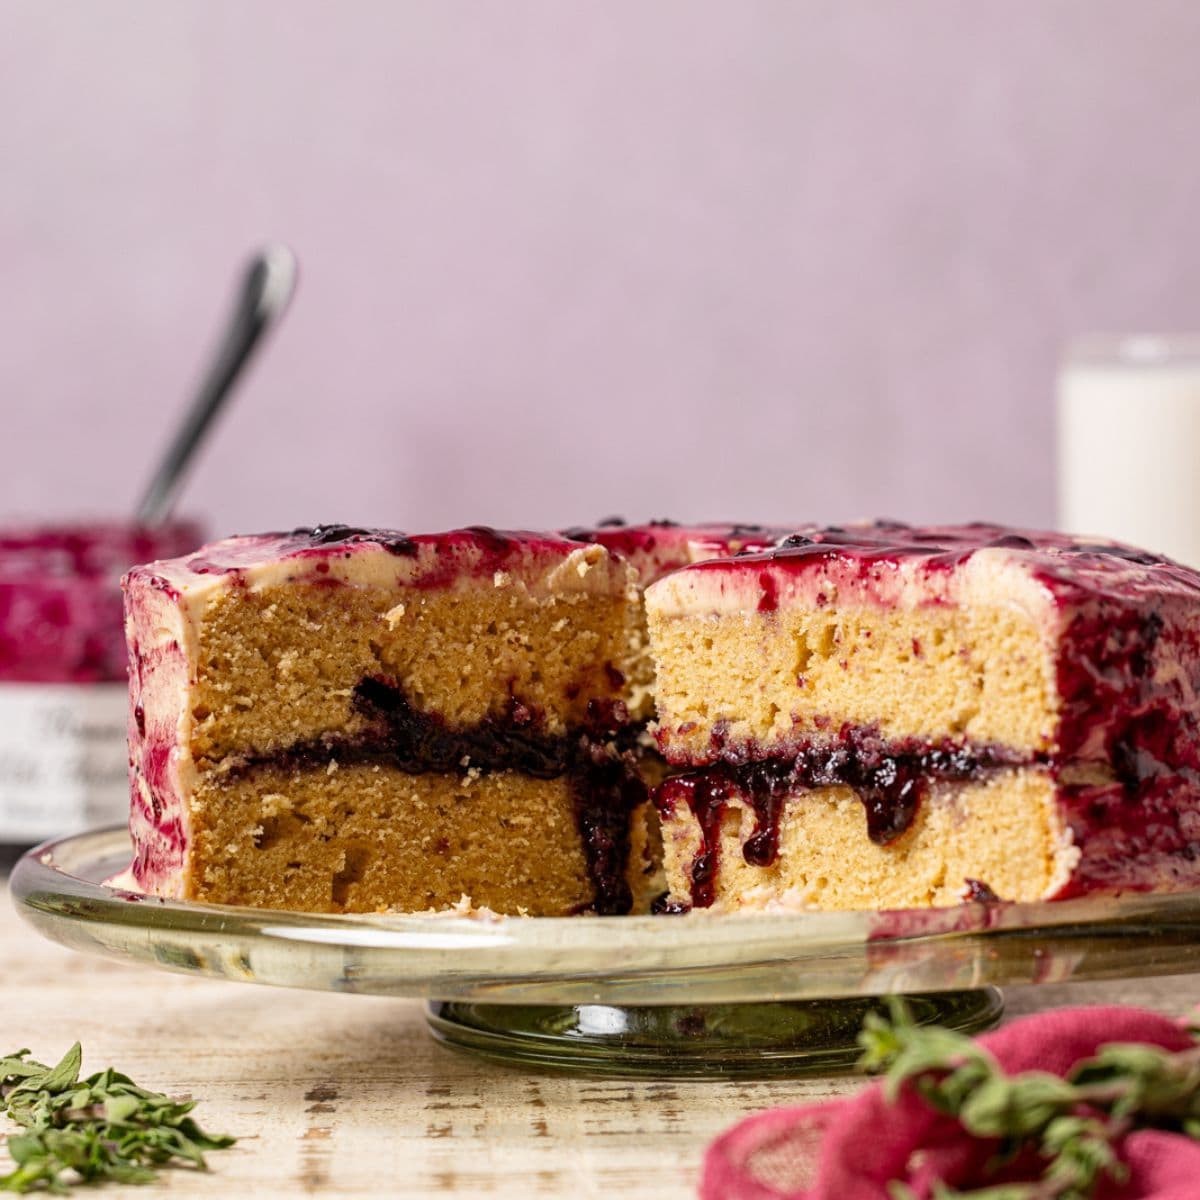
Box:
<box><xmin>425</xmin><ymin>988</ymin><xmax>1004</xmax><ymax>1078</ymax></box>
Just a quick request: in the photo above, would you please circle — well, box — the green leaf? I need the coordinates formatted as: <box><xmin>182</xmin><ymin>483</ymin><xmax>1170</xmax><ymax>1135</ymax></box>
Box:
<box><xmin>102</xmin><ymin>1094</ymin><xmax>141</xmax><ymax>1125</ymax></box>
<box><xmin>36</xmin><ymin>1045</ymin><xmax>82</xmax><ymax>1096</ymax></box>
<box><xmin>959</xmin><ymin>1072</ymin><xmax>1075</xmax><ymax>1138</ymax></box>
<box><xmin>4</xmin><ymin>1135</ymin><xmax>44</xmax><ymax>1167</ymax></box>
<box><xmin>0</xmin><ymin>1055</ymin><xmax>40</xmax><ymax>1083</ymax></box>
<box><xmin>103</xmin><ymin>1163</ymin><xmax>158</xmax><ymax>1185</ymax></box>
<box><xmin>935</xmin><ymin>1059</ymin><xmax>994</xmax><ymax>1112</ymax></box>
<box><xmin>0</xmin><ymin>1043</ymin><xmax>234</xmax><ymax>1193</ymax></box>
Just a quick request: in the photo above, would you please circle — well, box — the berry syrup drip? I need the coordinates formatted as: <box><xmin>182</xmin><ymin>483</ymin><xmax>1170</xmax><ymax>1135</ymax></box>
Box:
<box><xmin>566</xmin><ymin>736</ymin><xmax>647</xmax><ymax>916</ymax></box>
<box><xmin>656</xmin><ymin>729</ymin><xmax>1032</xmax><ymax>909</ymax></box>
<box><xmin>963</xmin><ymin>878</ymin><xmax>1001</xmax><ymax>903</ymax></box>
<box><xmin>227</xmin><ymin>676</ymin><xmax>645</xmax><ymax>915</ymax></box>
<box><xmin>1052</xmin><ymin>774</ymin><xmax>1200</xmax><ymax>899</ymax></box>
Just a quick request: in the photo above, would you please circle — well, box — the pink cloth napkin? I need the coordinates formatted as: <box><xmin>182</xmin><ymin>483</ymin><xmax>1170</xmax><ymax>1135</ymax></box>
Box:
<box><xmin>701</xmin><ymin>1006</ymin><xmax>1200</xmax><ymax>1200</ymax></box>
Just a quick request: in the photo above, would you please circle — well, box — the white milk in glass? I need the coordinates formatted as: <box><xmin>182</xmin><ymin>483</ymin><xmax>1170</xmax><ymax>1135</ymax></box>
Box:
<box><xmin>1058</xmin><ymin>336</ymin><xmax>1200</xmax><ymax>567</ymax></box>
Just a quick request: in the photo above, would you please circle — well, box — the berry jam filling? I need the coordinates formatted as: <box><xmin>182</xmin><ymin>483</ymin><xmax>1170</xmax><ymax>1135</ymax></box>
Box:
<box><xmin>655</xmin><ymin>729</ymin><xmax>1034</xmax><ymax>909</ymax></box>
<box><xmin>224</xmin><ymin>676</ymin><xmax>645</xmax><ymax>915</ymax></box>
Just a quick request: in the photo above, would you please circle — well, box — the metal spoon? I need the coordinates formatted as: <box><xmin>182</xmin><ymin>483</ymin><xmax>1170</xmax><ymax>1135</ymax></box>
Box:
<box><xmin>135</xmin><ymin>244</ymin><xmax>298</xmax><ymax>527</ymax></box>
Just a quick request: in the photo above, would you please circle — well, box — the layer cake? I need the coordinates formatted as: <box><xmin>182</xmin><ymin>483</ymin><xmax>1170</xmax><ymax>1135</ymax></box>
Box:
<box><xmin>125</xmin><ymin>521</ymin><xmax>774</xmax><ymax>914</ymax></box>
<box><xmin>647</xmin><ymin>522</ymin><xmax>1200</xmax><ymax>910</ymax></box>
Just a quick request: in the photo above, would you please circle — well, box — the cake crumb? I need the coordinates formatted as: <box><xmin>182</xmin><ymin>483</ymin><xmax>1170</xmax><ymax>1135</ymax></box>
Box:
<box><xmin>260</xmin><ymin>792</ymin><xmax>292</xmax><ymax>816</ymax></box>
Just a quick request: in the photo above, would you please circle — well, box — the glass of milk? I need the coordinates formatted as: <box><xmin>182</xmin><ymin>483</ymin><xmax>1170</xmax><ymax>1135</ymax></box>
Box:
<box><xmin>1058</xmin><ymin>335</ymin><xmax>1200</xmax><ymax>566</ymax></box>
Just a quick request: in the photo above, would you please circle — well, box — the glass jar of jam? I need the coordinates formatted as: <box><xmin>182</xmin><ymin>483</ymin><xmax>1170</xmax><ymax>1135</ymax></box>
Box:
<box><xmin>0</xmin><ymin>522</ymin><xmax>202</xmax><ymax>867</ymax></box>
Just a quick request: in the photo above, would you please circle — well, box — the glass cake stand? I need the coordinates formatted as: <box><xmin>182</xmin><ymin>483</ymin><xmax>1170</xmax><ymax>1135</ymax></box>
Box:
<box><xmin>13</xmin><ymin>828</ymin><xmax>1200</xmax><ymax>1078</ymax></box>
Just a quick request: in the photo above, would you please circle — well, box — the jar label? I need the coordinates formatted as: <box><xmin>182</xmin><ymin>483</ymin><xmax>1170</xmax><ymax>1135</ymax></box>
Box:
<box><xmin>0</xmin><ymin>683</ymin><xmax>129</xmax><ymax>841</ymax></box>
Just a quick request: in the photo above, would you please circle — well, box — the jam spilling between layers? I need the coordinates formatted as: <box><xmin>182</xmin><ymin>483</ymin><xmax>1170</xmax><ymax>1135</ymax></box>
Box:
<box><xmin>225</xmin><ymin>676</ymin><xmax>645</xmax><ymax>915</ymax></box>
<box><xmin>655</xmin><ymin>729</ymin><xmax>1034</xmax><ymax>909</ymax></box>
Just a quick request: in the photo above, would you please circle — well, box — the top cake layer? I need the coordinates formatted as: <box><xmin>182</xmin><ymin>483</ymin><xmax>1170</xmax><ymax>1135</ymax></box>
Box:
<box><xmin>127</xmin><ymin>524</ymin><xmax>643</xmax><ymax>763</ymax></box>
<box><xmin>127</xmin><ymin>520</ymin><xmax>782</xmax><ymax>746</ymax></box>
<box><xmin>646</xmin><ymin>521</ymin><xmax>1200</xmax><ymax>768</ymax></box>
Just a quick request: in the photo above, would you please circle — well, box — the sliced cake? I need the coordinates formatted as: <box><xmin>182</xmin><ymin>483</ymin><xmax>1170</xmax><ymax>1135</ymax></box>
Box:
<box><xmin>126</xmin><ymin>525</ymin><xmax>652</xmax><ymax>915</ymax></box>
<box><xmin>646</xmin><ymin>522</ymin><xmax>1200</xmax><ymax>911</ymax></box>
<box><xmin>124</xmin><ymin>521</ymin><xmax>775</xmax><ymax>916</ymax></box>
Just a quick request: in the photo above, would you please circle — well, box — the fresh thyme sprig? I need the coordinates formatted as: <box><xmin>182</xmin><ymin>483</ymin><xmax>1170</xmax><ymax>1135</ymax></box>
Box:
<box><xmin>0</xmin><ymin>1044</ymin><xmax>235</xmax><ymax>1193</ymax></box>
<box><xmin>859</xmin><ymin>999</ymin><xmax>1200</xmax><ymax>1200</ymax></box>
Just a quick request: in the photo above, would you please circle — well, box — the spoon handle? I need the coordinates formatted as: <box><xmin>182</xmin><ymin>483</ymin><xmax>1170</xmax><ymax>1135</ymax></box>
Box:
<box><xmin>135</xmin><ymin>245</ymin><xmax>298</xmax><ymax>527</ymax></box>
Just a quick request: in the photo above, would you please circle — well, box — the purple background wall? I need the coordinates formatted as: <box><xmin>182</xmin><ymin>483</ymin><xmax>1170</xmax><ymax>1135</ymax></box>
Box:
<box><xmin>4</xmin><ymin>1</ymin><xmax>1200</xmax><ymax>539</ymax></box>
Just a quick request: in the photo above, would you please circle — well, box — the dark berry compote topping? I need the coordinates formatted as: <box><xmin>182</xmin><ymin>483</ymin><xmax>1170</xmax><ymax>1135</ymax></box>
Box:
<box><xmin>293</xmin><ymin>525</ymin><xmax>419</xmax><ymax>556</ymax></box>
<box><xmin>695</xmin><ymin>519</ymin><xmax>1198</xmax><ymax>604</ymax></box>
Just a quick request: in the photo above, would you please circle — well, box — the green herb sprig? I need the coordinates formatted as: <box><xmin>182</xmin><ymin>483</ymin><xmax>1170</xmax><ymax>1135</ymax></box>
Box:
<box><xmin>859</xmin><ymin>999</ymin><xmax>1200</xmax><ymax>1200</ymax></box>
<box><xmin>0</xmin><ymin>1044</ymin><xmax>235</xmax><ymax>1193</ymax></box>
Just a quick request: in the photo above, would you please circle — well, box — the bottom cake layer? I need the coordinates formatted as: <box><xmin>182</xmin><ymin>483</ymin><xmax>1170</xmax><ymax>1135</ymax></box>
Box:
<box><xmin>171</xmin><ymin>763</ymin><xmax>659</xmax><ymax>916</ymax></box>
<box><xmin>655</xmin><ymin>768</ymin><xmax>1082</xmax><ymax>911</ymax></box>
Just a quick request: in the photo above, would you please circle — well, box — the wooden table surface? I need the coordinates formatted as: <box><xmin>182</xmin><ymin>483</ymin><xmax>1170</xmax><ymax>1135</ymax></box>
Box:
<box><xmin>2</xmin><ymin>883</ymin><xmax>1198</xmax><ymax>1199</ymax></box>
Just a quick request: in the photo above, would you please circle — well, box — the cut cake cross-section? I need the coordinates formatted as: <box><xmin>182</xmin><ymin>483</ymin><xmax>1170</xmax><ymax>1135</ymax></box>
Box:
<box><xmin>124</xmin><ymin>520</ymin><xmax>780</xmax><ymax>916</ymax></box>
<box><xmin>126</xmin><ymin>525</ymin><xmax>647</xmax><ymax>915</ymax></box>
<box><xmin>646</xmin><ymin>521</ymin><xmax>1200</xmax><ymax>911</ymax></box>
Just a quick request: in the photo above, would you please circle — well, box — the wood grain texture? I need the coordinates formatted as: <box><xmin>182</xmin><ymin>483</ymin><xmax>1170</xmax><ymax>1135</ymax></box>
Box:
<box><xmin>1</xmin><ymin>886</ymin><xmax>1196</xmax><ymax>1198</ymax></box>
